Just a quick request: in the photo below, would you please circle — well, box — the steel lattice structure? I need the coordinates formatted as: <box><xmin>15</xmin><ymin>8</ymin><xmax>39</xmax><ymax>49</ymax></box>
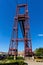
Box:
<box><xmin>8</xmin><ymin>3</ymin><xmax>32</xmax><ymax>57</ymax></box>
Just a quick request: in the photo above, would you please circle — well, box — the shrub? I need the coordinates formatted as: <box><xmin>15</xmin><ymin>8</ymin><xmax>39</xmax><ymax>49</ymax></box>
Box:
<box><xmin>17</xmin><ymin>56</ymin><xmax>24</xmax><ymax>60</ymax></box>
<box><xmin>0</xmin><ymin>60</ymin><xmax>26</xmax><ymax>65</ymax></box>
<box><xmin>7</xmin><ymin>56</ymin><xmax>14</xmax><ymax>60</ymax></box>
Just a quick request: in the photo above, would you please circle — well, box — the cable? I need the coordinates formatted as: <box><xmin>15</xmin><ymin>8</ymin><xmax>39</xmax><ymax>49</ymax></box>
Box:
<box><xmin>16</xmin><ymin>0</ymin><xmax>18</xmax><ymax>5</ymax></box>
<box><xmin>26</xmin><ymin>0</ymin><xmax>28</xmax><ymax>4</ymax></box>
<box><xmin>22</xmin><ymin>0</ymin><xmax>23</xmax><ymax>4</ymax></box>
<box><xmin>15</xmin><ymin>0</ymin><xmax>28</xmax><ymax>5</ymax></box>
<box><xmin>22</xmin><ymin>0</ymin><xmax>28</xmax><ymax>4</ymax></box>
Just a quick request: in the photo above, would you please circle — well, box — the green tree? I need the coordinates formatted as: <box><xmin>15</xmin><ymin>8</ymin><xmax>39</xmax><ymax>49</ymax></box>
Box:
<box><xmin>34</xmin><ymin>48</ymin><xmax>43</xmax><ymax>57</ymax></box>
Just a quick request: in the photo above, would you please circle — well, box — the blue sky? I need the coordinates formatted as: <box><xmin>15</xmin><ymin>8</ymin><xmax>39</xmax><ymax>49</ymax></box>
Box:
<box><xmin>0</xmin><ymin>0</ymin><xmax>43</xmax><ymax>52</ymax></box>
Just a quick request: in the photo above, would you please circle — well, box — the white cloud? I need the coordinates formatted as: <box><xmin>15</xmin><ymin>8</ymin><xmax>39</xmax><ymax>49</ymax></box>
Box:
<box><xmin>38</xmin><ymin>34</ymin><xmax>43</xmax><ymax>36</ymax></box>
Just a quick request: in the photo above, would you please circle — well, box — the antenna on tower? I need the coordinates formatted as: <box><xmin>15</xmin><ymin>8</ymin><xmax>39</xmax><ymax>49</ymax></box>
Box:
<box><xmin>16</xmin><ymin>0</ymin><xmax>28</xmax><ymax>5</ymax></box>
<box><xmin>16</xmin><ymin>0</ymin><xmax>18</xmax><ymax>5</ymax></box>
<box><xmin>26</xmin><ymin>0</ymin><xmax>28</xmax><ymax>4</ymax></box>
<box><xmin>8</xmin><ymin>0</ymin><xmax>32</xmax><ymax>59</ymax></box>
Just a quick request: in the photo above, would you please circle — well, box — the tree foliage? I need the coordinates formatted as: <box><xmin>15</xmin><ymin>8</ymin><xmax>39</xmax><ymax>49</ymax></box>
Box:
<box><xmin>34</xmin><ymin>48</ymin><xmax>43</xmax><ymax>56</ymax></box>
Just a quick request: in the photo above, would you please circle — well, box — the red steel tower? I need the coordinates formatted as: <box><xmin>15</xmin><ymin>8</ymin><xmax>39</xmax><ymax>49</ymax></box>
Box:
<box><xmin>8</xmin><ymin>1</ymin><xmax>32</xmax><ymax>57</ymax></box>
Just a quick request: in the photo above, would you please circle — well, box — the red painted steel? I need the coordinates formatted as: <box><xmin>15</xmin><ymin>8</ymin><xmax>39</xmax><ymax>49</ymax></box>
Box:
<box><xmin>8</xmin><ymin>3</ymin><xmax>32</xmax><ymax>57</ymax></box>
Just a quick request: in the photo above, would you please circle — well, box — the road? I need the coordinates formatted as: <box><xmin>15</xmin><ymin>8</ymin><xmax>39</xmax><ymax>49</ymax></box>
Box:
<box><xmin>24</xmin><ymin>60</ymin><xmax>43</xmax><ymax>65</ymax></box>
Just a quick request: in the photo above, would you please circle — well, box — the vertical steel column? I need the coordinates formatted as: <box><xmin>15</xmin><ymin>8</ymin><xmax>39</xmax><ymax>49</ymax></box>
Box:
<box><xmin>8</xmin><ymin>3</ymin><xmax>32</xmax><ymax>57</ymax></box>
